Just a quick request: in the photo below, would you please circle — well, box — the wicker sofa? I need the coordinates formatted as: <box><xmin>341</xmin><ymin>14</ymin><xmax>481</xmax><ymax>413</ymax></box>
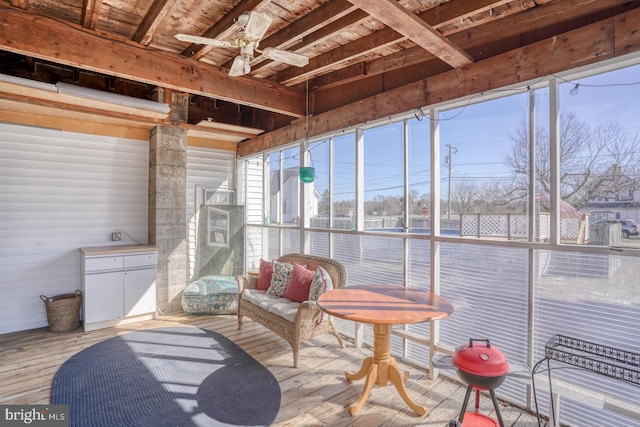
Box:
<box><xmin>236</xmin><ymin>253</ymin><xmax>346</xmax><ymax>368</ymax></box>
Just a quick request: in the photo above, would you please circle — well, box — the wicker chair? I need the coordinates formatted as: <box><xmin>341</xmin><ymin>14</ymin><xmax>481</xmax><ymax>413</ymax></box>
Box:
<box><xmin>236</xmin><ymin>253</ymin><xmax>346</xmax><ymax>367</ymax></box>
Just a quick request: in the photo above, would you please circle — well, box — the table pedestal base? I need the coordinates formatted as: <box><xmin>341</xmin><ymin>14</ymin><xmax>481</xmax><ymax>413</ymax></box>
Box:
<box><xmin>345</xmin><ymin>324</ymin><xmax>427</xmax><ymax>416</ymax></box>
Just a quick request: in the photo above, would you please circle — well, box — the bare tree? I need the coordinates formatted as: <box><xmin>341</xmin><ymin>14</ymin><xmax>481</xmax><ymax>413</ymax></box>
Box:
<box><xmin>451</xmin><ymin>179</ymin><xmax>480</xmax><ymax>214</ymax></box>
<box><xmin>474</xmin><ymin>181</ymin><xmax>525</xmax><ymax>214</ymax></box>
<box><xmin>503</xmin><ymin>112</ymin><xmax>640</xmax><ymax>209</ymax></box>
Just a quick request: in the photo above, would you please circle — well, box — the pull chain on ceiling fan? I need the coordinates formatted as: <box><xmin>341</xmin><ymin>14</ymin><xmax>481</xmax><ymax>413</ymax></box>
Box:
<box><xmin>175</xmin><ymin>11</ymin><xmax>309</xmax><ymax>77</ymax></box>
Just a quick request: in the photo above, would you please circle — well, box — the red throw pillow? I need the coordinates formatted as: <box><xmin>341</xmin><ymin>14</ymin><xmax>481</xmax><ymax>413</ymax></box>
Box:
<box><xmin>257</xmin><ymin>259</ymin><xmax>274</xmax><ymax>290</ymax></box>
<box><xmin>283</xmin><ymin>263</ymin><xmax>315</xmax><ymax>303</ymax></box>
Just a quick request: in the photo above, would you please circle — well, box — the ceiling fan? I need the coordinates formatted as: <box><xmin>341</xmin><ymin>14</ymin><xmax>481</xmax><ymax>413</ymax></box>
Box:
<box><xmin>175</xmin><ymin>11</ymin><xmax>309</xmax><ymax>77</ymax></box>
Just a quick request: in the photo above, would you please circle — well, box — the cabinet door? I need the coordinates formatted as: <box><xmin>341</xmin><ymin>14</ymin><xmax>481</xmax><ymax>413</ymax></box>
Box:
<box><xmin>84</xmin><ymin>272</ymin><xmax>124</xmax><ymax>323</ymax></box>
<box><xmin>124</xmin><ymin>268</ymin><xmax>157</xmax><ymax>316</ymax></box>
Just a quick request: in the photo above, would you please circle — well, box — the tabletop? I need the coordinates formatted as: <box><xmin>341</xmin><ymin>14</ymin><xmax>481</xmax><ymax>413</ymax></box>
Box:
<box><xmin>317</xmin><ymin>284</ymin><xmax>453</xmax><ymax>325</ymax></box>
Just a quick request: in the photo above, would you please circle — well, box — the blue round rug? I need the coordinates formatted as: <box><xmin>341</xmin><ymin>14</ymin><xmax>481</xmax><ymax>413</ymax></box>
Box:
<box><xmin>52</xmin><ymin>326</ymin><xmax>281</xmax><ymax>427</ymax></box>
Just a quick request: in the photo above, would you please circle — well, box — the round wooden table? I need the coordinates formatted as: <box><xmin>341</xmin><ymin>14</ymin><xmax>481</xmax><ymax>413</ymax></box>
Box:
<box><xmin>317</xmin><ymin>284</ymin><xmax>454</xmax><ymax>416</ymax></box>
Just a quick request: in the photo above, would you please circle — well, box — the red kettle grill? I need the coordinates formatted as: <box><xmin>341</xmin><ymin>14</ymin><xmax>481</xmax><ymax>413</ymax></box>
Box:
<box><xmin>451</xmin><ymin>338</ymin><xmax>509</xmax><ymax>427</ymax></box>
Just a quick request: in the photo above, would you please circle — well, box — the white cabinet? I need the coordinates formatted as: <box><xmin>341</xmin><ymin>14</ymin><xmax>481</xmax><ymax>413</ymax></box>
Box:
<box><xmin>81</xmin><ymin>246</ymin><xmax>158</xmax><ymax>331</ymax></box>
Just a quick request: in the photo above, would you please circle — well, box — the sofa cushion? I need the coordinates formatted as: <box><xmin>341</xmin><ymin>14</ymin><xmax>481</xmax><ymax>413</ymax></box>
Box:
<box><xmin>308</xmin><ymin>266</ymin><xmax>333</xmax><ymax>301</ymax></box>
<box><xmin>257</xmin><ymin>259</ymin><xmax>274</xmax><ymax>290</ymax></box>
<box><xmin>267</xmin><ymin>260</ymin><xmax>295</xmax><ymax>296</ymax></box>
<box><xmin>283</xmin><ymin>263</ymin><xmax>315</xmax><ymax>303</ymax></box>
<box><xmin>242</xmin><ymin>289</ymin><xmax>300</xmax><ymax>323</ymax></box>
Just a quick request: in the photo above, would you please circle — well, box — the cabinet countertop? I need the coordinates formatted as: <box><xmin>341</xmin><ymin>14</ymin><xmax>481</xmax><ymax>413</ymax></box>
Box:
<box><xmin>80</xmin><ymin>245</ymin><xmax>158</xmax><ymax>256</ymax></box>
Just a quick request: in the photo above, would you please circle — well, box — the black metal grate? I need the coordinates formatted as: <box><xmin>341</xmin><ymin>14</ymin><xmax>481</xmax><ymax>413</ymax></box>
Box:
<box><xmin>544</xmin><ymin>334</ymin><xmax>640</xmax><ymax>386</ymax></box>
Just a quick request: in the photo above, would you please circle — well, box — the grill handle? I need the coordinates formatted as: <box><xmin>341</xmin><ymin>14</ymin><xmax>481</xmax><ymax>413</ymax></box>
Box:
<box><xmin>468</xmin><ymin>338</ymin><xmax>491</xmax><ymax>348</ymax></box>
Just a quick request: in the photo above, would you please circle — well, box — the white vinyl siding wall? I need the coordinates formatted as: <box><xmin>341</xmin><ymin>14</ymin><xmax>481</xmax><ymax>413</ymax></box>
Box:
<box><xmin>0</xmin><ymin>123</ymin><xmax>149</xmax><ymax>334</ymax></box>
<box><xmin>185</xmin><ymin>146</ymin><xmax>235</xmax><ymax>280</ymax></box>
<box><xmin>244</xmin><ymin>157</ymin><xmax>264</xmax><ymax>270</ymax></box>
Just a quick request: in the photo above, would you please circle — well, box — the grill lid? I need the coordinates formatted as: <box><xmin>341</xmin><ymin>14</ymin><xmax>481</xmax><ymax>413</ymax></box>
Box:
<box><xmin>452</xmin><ymin>338</ymin><xmax>509</xmax><ymax>377</ymax></box>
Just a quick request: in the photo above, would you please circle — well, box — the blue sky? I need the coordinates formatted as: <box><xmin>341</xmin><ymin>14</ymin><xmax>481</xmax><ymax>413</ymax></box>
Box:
<box><xmin>307</xmin><ymin>62</ymin><xmax>640</xmax><ymax>202</ymax></box>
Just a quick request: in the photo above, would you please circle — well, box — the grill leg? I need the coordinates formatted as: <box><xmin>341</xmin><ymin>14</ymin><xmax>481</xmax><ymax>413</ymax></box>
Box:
<box><xmin>458</xmin><ymin>386</ymin><xmax>474</xmax><ymax>423</ymax></box>
<box><xmin>489</xmin><ymin>389</ymin><xmax>505</xmax><ymax>427</ymax></box>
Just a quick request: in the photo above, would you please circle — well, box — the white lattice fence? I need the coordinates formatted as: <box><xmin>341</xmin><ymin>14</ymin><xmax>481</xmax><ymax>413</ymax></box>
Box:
<box><xmin>461</xmin><ymin>213</ymin><xmax>583</xmax><ymax>242</ymax></box>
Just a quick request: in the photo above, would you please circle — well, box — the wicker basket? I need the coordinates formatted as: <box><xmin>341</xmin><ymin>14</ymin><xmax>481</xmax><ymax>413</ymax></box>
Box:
<box><xmin>40</xmin><ymin>290</ymin><xmax>82</xmax><ymax>332</ymax></box>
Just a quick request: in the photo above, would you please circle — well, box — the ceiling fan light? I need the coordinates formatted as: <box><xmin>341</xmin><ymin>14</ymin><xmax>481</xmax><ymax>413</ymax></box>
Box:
<box><xmin>229</xmin><ymin>56</ymin><xmax>246</xmax><ymax>77</ymax></box>
<box><xmin>237</xmin><ymin>12</ymin><xmax>250</xmax><ymax>28</ymax></box>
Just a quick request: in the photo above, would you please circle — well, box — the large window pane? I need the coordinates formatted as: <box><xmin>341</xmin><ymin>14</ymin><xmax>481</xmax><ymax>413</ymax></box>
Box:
<box><xmin>281</xmin><ymin>228</ymin><xmax>300</xmax><ymax>254</ymax></box>
<box><xmin>310</xmin><ymin>139</ymin><xmax>330</xmax><ymax>228</ymax></box>
<box><xmin>332</xmin><ymin>133</ymin><xmax>355</xmax><ymax>230</ymax></box>
<box><xmin>439</xmin><ymin>242</ymin><xmax>529</xmax><ymax>402</ymax></box>
<box><xmin>559</xmin><ymin>65</ymin><xmax>640</xmax><ymax>248</ymax></box>
<box><xmin>364</xmin><ymin>123</ymin><xmax>404</xmax><ymax>231</ymax></box>
<box><xmin>282</xmin><ymin>147</ymin><xmax>300</xmax><ymax>225</ymax></box>
<box><xmin>408</xmin><ymin>117</ymin><xmax>431</xmax><ymax>233</ymax></box>
<box><xmin>267</xmin><ymin>152</ymin><xmax>281</xmax><ymax>225</ymax></box>
<box><xmin>440</xmin><ymin>94</ymin><xmax>531</xmax><ymax>240</ymax></box>
<box><xmin>267</xmin><ymin>148</ymin><xmax>302</xmax><ymax>226</ymax></box>
<box><xmin>533</xmin><ymin>250</ymin><xmax>640</xmax><ymax>427</ymax></box>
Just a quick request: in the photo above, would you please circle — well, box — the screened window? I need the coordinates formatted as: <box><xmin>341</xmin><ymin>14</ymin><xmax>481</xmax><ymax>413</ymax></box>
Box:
<box><xmin>439</xmin><ymin>93</ymin><xmax>532</xmax><ymax>240</ymax></box>
<box><xmin>408</xmin><ymin>117</ymin><xmax>431</xmax><ymax>233</ymax></box>
<box><xmin>310</xmin><ymin>139</ymin><xmax>330</xmax><ymax>229</ymax></box>
<box><xmin>239</xmin><ymin>59</ymin><xmax>640</xmax><ymax>427</ymax></box>
<box><xmin>332</xmin><ymin>133</ymin><xmax>355</xmax><ymax>230</ymax></box>
<box><xmin>559</xmin><ymin>64</ymin><xmax>640</xmax><ymax>248</ymax></box>
<box><xmin>363</xmin><ymin>123</ymin><xmax>404</xmax><ymax>231</ymax></box>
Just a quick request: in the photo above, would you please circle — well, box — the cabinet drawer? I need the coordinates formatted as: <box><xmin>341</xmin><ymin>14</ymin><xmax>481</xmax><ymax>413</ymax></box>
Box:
<box><xmin>84</xmin><ymin>256</ymin><xmax>123</xmax><ymax>272</ymax></box>
<box><xmin>124</xmin><ymin>252</ymin><xmax>158</xmax><ymax>269</ymax></box>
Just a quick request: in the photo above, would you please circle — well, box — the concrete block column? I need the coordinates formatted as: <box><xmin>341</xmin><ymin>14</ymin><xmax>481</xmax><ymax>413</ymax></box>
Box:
<box><xmin>149</xmin><ymin>125</ymin><xmax>187</xmax><ymax>314</ymax></box>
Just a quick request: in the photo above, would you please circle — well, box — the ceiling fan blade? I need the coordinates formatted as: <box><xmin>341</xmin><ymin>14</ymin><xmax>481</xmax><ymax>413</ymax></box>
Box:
<box><xmin>262</xmin><ymin>47</ymin><xmax>309</xmax><ymax>67</ymax></box>
<box><xmin>242</xmin><ymin>12</ymin><xmax>272</xmax><ymax>41</ymax></box>
<box><xmin>229</xmin><ymin>55</ymin><xmax>250</xmax><ymax>77</ymax></box>
<box><xmin>174</xmin><ymin>34</ymin><xmax>234</xmax><ymax>48</ymax></box>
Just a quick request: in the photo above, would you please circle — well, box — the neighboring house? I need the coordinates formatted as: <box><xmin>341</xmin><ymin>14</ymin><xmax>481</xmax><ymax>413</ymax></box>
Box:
<box><xmin>269</xmin><ymin>168</ymin><xmax>319</xmax><ymax>224</ymax></box>
<box><xmin>585</xmin><ymin>165</ymin><xmax>640</xmax><ymax>222</ymax></box>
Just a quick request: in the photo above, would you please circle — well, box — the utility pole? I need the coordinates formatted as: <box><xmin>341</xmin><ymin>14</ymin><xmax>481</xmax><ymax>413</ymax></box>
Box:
<box><xmin>446</xmin><ymin>144</ymin><xmax>457</xmax><ymax>221</ymax></box>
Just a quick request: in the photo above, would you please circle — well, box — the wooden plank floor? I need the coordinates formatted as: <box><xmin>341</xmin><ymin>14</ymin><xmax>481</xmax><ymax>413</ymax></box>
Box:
<box><xmin>0</xmin><ymin>314</ymin><xmax>541</xmax><ymax>426</ymax></box>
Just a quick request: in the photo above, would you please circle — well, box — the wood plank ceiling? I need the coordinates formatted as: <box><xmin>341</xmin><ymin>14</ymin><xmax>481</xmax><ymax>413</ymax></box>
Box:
<box><xmin>1</xmin><ymin>0</ymin><xmax>640</xmax><ymax>154</ymax></box>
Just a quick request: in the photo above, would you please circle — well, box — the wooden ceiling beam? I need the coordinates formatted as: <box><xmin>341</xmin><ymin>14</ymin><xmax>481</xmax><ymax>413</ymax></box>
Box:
<box><xmin>427</xmin><ymin>0</ymin><xmax>513</xmax><ymax>28</ymax></box>
<box><xmin>276</xmin><ymin>28</ymin><xmax>403</xmax><ymax>86</ymax></box>
<box><xmin>134</xmin><ymin>0</ymin><xmax>177</xmax><ymax>46</ymax></box>
<box><xmin>275</xmin><ymin>0</ymin><xmax>601</xmax><ymax>87</ymax></box>
<box><xmin>0</xmin><ymin>8</ymin><xmax>306</xmax><ymax>117</ymax></box>
<box><xmin>251</xmin><ymin>6</ymin><xmax>369</xmax><ymax>76</ymax></box>
<box><xmin>81</xmin><ymin>0</ymin><xmax>103</xmax><ymax>30</ymax></box>
<box><xmin>247</xmin><ymin>0</ymin><xmax>359</xmax><ymax>72</ymax></box>
<box><xmin>263</xmin><ymin>0</ymin><xmax>357</xmax><ymax>51</ymax></box>
<box><xmin>271</xmin><ymin>0</ymin><xmax>519</xmax><ymax>85</ymax></box>
<box><xmin>312</xmin><ymin>0</ymin><xmax>630</xmax><ymax>107</ymax></box>
<box><xmin>346</xmin><ymin>0</ymin><xmax>472</xmax><ymax>68</ymax></box>
<box><xmin>9</xmin><ymin>0</ymin><xmax>27</xmax><ymax>9</ymax></box>
<box><xmin>237</xmin><ymin>6</ymin><xmax>640</xmax><ymax>156</ymax></box>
